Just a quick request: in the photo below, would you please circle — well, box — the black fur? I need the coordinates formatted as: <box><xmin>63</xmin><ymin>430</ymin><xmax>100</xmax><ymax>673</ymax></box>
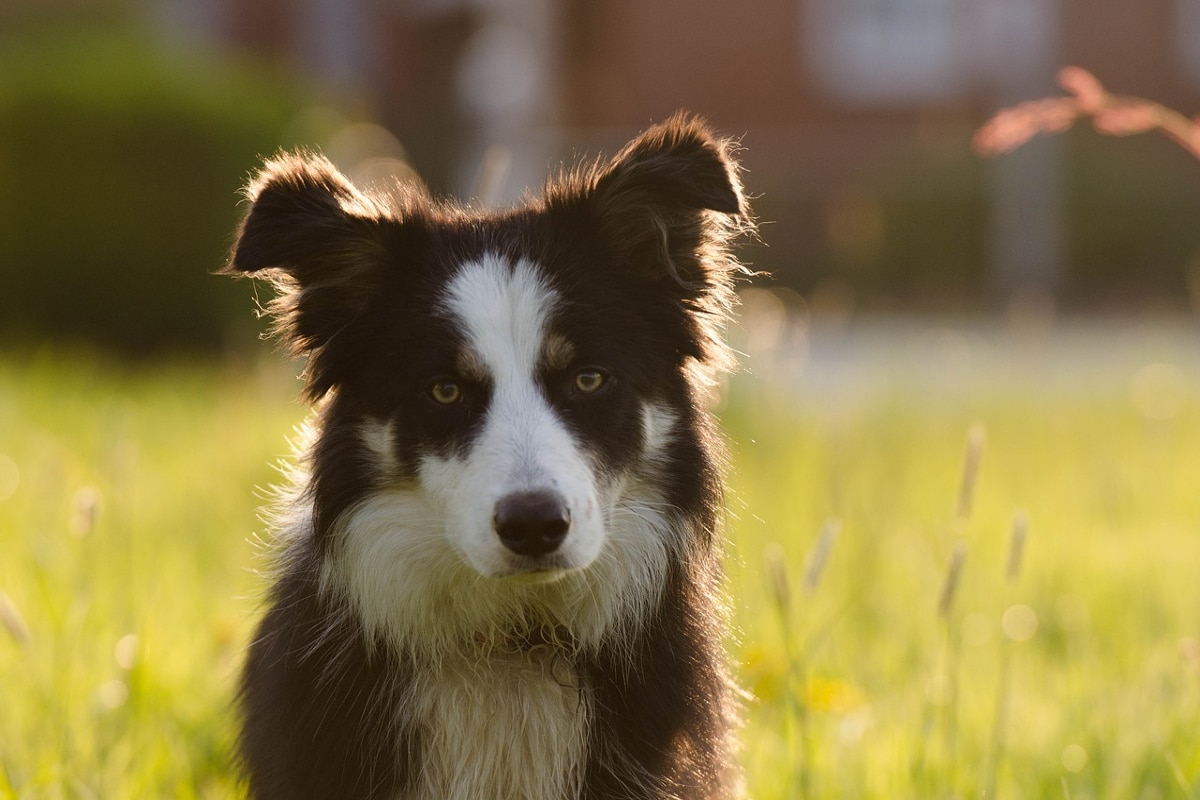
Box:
<box><xmin>225</xmin><ymin>113</ymin><xmax>753</xmax><ymax>799</ymax></box>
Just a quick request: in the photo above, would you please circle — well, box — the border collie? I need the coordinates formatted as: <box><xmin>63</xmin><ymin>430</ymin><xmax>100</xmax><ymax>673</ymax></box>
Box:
<box><xmin>223</xmin><ymin>113</ymin><xmax>755</xmax><ymax>800</ymax></box>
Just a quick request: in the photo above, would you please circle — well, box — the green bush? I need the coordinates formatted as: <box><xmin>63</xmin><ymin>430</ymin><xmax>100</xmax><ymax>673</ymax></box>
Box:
<box><xmin>770</xmin><ymin>130</ymin><xmax>1200</xmax><ymax>312</ymax></box>
<box><xmin>1062</xmin><ymin>131</ymin><xmax>1200</xmax><ymax>305</ymax></box>
<box><xmin>0</xmin><ymin>24</ymin><xmax>305</xmax><ymax>353</ymax></box>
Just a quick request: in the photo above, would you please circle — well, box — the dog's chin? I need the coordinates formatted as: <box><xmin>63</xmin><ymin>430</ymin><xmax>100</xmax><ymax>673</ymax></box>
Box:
<box><xmin>501</xmin><ymin>566</ymin><xmax>574</xmax><ymax>585</ymax></box>
<box><xmin>470</xmin><ymin>552</ymin><xmax>592</xmax><ymax>583</ymax></box>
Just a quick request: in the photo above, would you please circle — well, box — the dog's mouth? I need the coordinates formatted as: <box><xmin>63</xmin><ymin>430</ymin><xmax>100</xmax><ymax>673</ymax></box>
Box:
<box><xmin>491</xmin><ymin>554</ymin><xmax>580</xmax><ymax>582</ymax></box>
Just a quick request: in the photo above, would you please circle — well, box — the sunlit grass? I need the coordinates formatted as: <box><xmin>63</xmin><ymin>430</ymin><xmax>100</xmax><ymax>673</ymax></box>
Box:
<box><xmin>1</xmin><ymin>328</ymin><xmax>1197</xmax><ymax>798</ymax></box>
<box><xmin>0</xmin><ymin>352</ymin><xmax>301</xmax><ymax>798</ymax></box>
<box><xmin>724</xmin><ymin>322</ymin><xmax>1200</xmax><ymax>799</ymax></box>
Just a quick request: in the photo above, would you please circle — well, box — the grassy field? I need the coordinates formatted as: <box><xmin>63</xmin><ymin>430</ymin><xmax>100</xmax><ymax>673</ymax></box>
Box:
<box><xmin>0</xmin><ymin>320</ymin><xmax>1197</xmax><ymax>798</ymax></box>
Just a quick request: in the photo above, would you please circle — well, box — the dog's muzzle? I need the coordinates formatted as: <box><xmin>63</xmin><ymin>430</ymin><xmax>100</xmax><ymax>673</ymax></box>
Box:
<box><xmin>492</xmin><ymin>490</ymin><xmax>571</xmax><ymax>557</ymax></box>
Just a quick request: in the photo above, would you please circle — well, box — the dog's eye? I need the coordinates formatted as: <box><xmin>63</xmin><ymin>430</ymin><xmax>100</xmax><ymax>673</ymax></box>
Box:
<box><xmin>573</xmin><ymin>368</ymin><xmax>607</xmax><ymax>394</ymax></box>
<box><xmin>428</xmin><ymin>379</ymin><xmax>463</xmax><ymax>405</ymax></box>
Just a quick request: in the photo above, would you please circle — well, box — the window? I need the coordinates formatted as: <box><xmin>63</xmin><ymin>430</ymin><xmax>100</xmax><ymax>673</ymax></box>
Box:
<box><xmin>803</xmin><ymin>0</ymin><xmax>965</xmax><ymax>104</ymax></box>
<box><xmin>803</xmin><ymin>0</ymin><xmax>1060</xmax><ymax>105</ymax></box>
<box><xmin>1175</xmin><ymin>0</ymin><xmax>1200</xmax><ymax>83</ymax></box>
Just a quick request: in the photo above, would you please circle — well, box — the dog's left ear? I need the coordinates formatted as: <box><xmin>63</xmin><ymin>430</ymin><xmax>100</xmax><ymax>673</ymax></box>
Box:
<box><xmin>596</xmin><ymin>113</ymin><xmax>745</xmax><ymax>216</ymax></box>
<box><xmin>577</xmin><ymin>113</ymin><xmax>752</xmax><ymax>288</ymax></box>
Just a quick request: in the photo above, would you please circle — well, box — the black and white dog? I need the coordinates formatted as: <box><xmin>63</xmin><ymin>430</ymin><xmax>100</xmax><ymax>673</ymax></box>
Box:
<box><xmin>224</xmin><ymin>114</ymin><xmax>755</xmax><ymax>799</ymax></box>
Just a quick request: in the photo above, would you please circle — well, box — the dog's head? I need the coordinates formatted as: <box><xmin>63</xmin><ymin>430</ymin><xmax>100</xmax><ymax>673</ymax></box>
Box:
<box><xmin>226</xmin><ymin>114</ymin><xmax>752</xmax><ymax>647</ymax></box>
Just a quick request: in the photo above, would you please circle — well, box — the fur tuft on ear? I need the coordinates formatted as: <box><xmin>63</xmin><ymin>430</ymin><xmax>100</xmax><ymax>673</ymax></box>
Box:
<box><xmin>597</xmin><ymin>112</ymin><xmax>748</xmax><ymax>219</ymax></box>
<box><xmin>549</xmin><ymin>112</ymin><xmax>753</xmax><ymax>289</ymax></box>
<box><xmin>224</xmin><ymin>151</ymin><xmax>394</xmax><ymax>397</ymax></box>
<box><xmin>548</xmin><ymin>113</ymin><xmax>756</xmax><ymax>376</ymax></box>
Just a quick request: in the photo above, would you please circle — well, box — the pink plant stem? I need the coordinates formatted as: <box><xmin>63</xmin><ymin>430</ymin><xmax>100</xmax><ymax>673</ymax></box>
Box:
<box><xmin>974</xmin><ymin>66</ymin><xmax>1200</xmax><ymax>162</ymax></box>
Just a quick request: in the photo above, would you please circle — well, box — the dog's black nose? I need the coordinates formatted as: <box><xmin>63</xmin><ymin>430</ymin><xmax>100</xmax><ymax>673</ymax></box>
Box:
<box><xmin>493</xmin><ymin>491</ymin><xmax>571</xmax><ymax>557</ymax></box>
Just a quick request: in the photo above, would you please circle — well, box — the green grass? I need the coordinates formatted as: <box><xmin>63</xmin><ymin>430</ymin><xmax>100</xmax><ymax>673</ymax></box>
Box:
<box><xmin>0</xmin><ymin>335</ymin><xmax>1197</xmax><ymax>798</ymax></box>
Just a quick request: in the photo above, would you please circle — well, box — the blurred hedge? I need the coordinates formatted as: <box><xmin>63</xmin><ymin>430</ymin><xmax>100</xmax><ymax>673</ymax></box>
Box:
<box><xmin>0</xmin><ymin>24</ymin><xmax>304</xmax><ymax>354</ymax></box>
<box><xmin>754</xmin><ymin>126</ymin><xmax>1200</xmax><ymax>313</ymax></box>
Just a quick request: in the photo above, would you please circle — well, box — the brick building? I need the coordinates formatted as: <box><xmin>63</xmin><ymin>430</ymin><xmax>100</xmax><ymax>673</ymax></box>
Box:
<box><xmin>158</xmin><ymin>0</ymin><xmax>1200</xmax><ymax>306</ymax></box>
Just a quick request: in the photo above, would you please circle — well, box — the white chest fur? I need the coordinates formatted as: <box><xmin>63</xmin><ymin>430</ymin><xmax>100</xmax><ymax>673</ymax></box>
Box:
<box><xmin>406</xmin><ymin>650</ymin><xmax>588</xmax><ymax>800</ymax></box>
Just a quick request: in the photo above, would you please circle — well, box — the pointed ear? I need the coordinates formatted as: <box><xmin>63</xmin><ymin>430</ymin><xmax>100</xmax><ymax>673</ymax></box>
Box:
<box><xmin>595</xmin><ymin>113</ymin><xmax>747</xmax><ymax>219</ymax></box>
<box><xmin>224</xmin><ymin>151</ymin><xmax>389</xmax><ymax>369</ymax></box>
<box><xmin>561</xmin><ymin>113</ymin><xmax>753</xmax><ymax>294</ymax></box>
<box><xmin>549</xmin><ymin>114</ymin><xmax>754</xmax><ymax>373</ymax></box>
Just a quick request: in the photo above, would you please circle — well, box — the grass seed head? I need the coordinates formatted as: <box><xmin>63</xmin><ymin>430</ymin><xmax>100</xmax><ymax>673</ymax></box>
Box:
<box><xmin>764</xmin><ymin>542</ymin><xmax>792</xmax><ymax>615</ymax></box>
<box><xmin>69</xmin><ymin>485</ymin><xmax>103</xmax><ymax>537</ymax></box>
<box><xmin>955</xmin><ymin>424</ymin><xmax>986</xmax><ymax>523</ymax></box>
<box><xmin>1006</xmin><ymin>510</ymin><xmax>1029</xmax><ymax>583</ymax></box>
<box><xmin>803</xmin><ymin>518</ymin><xmax>841</xmax><ymax>594</ymax></box>
<box><xmin>0</xmin><ymin>591</ymin><xmax>31</xmax><ymax>647</ymax></box>
<box><xmin>938</xmin><ymin>541</ymin><xmax>968</xmax><ymax>619</ymax></box>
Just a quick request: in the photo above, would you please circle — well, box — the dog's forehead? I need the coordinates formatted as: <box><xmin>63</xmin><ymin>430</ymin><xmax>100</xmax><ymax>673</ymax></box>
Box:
<box><xmin>441</xmin><ymin>254</ymin><xmax>563</xmax><ymax>380</ymax></box>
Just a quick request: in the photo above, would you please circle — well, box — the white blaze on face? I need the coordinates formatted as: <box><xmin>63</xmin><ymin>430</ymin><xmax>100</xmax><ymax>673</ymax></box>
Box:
<box><xmin>421</xmin><ymin>255</ymin><xmax>604</xmax><ymax>577</ymax></box>
<box><xmin>327</xmin><ymin>254</ymin><xmax>681</xmax><ymax>656</ymax></box>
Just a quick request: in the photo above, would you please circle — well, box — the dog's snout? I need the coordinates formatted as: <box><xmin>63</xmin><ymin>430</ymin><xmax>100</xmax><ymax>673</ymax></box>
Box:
<box><xmin>493</xmin><ymin>491</ymin><xmax>571</xmax><ymax>557</ymax></box>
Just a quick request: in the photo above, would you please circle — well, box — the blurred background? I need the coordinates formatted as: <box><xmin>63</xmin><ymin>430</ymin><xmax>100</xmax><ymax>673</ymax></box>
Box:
<box><xmin>3</xmin><ymin>0</ymin><xmax>1200</xmax><ymax>356</ymax></box>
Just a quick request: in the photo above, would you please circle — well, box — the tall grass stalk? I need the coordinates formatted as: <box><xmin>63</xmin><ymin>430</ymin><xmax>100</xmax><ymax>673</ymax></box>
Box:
<box><xmin>920</xmin><ymin>425</ymin><xmax>984</xmax><ymax>794</ymax></box>
<box><xmin>982</xmin><ymin>510</ymin><xmax>1031</xmax><ymax>799</ymax></box>
<box><xmin>764</xmin><ymin>542</ymin><xmax>807</xmax><ymax>799</ymax></box>
<box><xmin>765</xmin><ymin>517</ymin><xmax>841</xmax><ymax>799</ymax></box>
<box><xmin>919</xmin><ymin>540</ymin><xmax>968</xmax><ymax>793</ymax></box>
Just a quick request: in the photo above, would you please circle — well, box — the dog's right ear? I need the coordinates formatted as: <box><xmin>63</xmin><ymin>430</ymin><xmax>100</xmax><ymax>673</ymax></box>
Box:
<box><xmin>224</xmin><ymin>152</ymin><xmax>389</xmax><ymax>390</ymax></box>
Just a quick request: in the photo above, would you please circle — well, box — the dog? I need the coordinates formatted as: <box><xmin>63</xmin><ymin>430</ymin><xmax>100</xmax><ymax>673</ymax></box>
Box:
<box><xmin>223</xmin><ymin>113</ymin><xmax>755</xmax><ymax>799</ymax></box>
